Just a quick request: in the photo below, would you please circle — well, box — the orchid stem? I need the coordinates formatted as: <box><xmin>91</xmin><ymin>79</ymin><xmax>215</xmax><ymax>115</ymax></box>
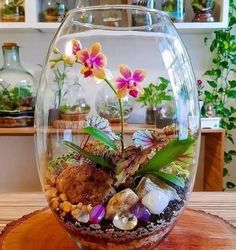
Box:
<box><xmin>104</xmin><ymin>78</ymin><xmax>124</xmax><ymax>152</ymax></box>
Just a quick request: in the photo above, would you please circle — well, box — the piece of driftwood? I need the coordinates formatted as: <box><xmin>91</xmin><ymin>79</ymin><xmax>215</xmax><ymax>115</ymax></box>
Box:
<box><xmin>0</xmin><ymin>208</ymin><xmax>236</xmax><ymax>250</ymax></box>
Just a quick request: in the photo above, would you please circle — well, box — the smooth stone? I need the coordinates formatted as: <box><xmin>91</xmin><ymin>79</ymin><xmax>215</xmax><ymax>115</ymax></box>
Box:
<box><xmin>135</xmin><ymin>176</ymin><xmax>180</xmax><ymax>201</ymax></box>
<box><xmin>89</xmin><ymin>204</ymin><xmax>106</xmax><ymax>224</ymax></box>
<box><xmin>113</xmin><ymin>212</ymin><xmax>138</xmax><ymax>231</ymax></box>
<box><xmin>142</xmin><ymin>189</ymin><xmax>170</xmax><ymax>214</ymax></box>
<box><xmin>130</xmin><ymin>203</ymin><xmax>151</xmax><ymax>222</ymax></box>
<box><xmin>106</xmin><ymin>188</ymin><xmax>139</xmax><ymax>219</ymax></box>
<box><xmin>77</xmin><ymin>211</ymin><xmax>89</xmax><ymax>223</ymax></box>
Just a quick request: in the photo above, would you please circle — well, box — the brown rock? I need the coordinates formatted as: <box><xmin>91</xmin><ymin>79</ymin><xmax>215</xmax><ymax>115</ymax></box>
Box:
<box><xmin>56</xmin><ymin>163</ymin><xmax>115</xmax><ymax>206</ymax></box>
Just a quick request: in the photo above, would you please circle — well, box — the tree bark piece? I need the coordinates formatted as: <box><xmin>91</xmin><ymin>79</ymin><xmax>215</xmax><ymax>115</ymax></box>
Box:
<box><xmin>0</xmin><ymin>208</ymin><xmax>236</xmax><ymax>250</ymax></box>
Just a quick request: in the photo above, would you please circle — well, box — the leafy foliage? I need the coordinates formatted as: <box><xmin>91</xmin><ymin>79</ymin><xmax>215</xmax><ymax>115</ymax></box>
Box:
<box><xmin>83</xmin><ymin>126</ymin><xmax>117</xmax><ymax>150</ymax></box>
<box><xmin>192</xmin><ymin>0</ymin><xmax>215</xmax><ymax>11</ymax></box>
<box><xmin>3</xmin><ymin>0</ymin><xmax>24</xmax><ymax>16</ymax></box>
<box><xmin>151</xmin><ymin>172</ymin><xmax>185</xmax><ymax>188</ymax></box>
<box><xmin>115</xmin><ymin>146</ymin><xmax>150</xmax><ymax>186</ymax></box>
<box><xmin>203</xmin><ymin>0</ymin><xmax>236</xmax><ymax>189</ymax></box>
<box><xmin>61</xmin><ymin>140</ymin><xmax>114</xmax><ymax>169</ymax></box>
<box><xmin>0</xmin><ymin>84</ymin><xmax>32</xmax><ymax>110</ymax></box>
<box><xmin>138</xmin><ymin>138</ymin><xmax>195</xmax><ymax>174</ymax></box>
<box><xmin>137</xmin><ymin>138</ymin><xmax>195</xmax><ymax>187</ymax></box>
<box><xmin>137</xmin><ymin>77</ymin><xmax>172</xmax><ymax>108</ymax></box>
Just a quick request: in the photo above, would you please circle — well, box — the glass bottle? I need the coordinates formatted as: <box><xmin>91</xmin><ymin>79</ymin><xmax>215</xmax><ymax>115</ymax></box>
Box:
<box><xmin>162</xmin><ymin>0</ymin><xmax>186</xmax><ymax>22</ymax></box>
<box><xmin>2</xmin><ymin>0</ymin><xmax>25</xmax><ymax>22</ymax></box>
<box><xmin>0</xmin><ymin>43</ymin><xmax>35</xmax><ymax>127</ymax></box>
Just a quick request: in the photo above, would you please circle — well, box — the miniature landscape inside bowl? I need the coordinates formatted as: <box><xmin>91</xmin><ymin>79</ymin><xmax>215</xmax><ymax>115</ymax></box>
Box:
<box><xmin>36</xmin><ymin>6</ymin><xmax>200</xmax><ymax>250</ymax></box>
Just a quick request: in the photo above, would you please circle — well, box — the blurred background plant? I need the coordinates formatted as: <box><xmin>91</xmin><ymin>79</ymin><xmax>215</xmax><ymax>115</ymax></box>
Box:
<box><xmin>203</xmin><ymin>0</ymin><xmax>236</xmax><ymax>190</ymax></box>
<box><xmin>137</xmin><ymin>77</ymin><xmax>173</xmax><ymax>125</ymax></box>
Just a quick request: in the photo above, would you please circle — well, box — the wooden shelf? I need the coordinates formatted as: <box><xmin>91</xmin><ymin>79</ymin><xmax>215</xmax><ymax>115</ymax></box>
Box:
<box><xmin>0</xmin><ymin>126</ymin><xmax>225</xmax><ymax>135</ymax></box>
<box><xmin>0</xmin><ymin>0</ymin><xmax>229</xmax><ymax>34</ymax></box>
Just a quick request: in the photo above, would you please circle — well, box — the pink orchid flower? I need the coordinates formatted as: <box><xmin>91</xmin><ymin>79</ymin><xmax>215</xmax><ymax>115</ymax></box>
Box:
<box><xmin>116</xmin><ymin>64</ymin><xmax>146</xmax><ymax>99</ymax></box>
<box><xmin>76</xmin><ymin>42</ymin><xmax>107</xmax><ymax>79</ymax></box>
<box><xmin>72</xmin><ymin>39</ymin><xmax>82</xmax><ymax>55</ymax></box>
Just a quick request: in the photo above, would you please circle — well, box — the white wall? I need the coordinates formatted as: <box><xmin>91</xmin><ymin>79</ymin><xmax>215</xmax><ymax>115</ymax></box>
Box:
<box><xmin>0</xmin><ymin>29</ymin><xmax>235</xmax><ymax>191</ymax></box>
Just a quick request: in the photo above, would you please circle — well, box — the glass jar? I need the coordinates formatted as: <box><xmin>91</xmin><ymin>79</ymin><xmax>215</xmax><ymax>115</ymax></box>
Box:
<box><xmin>162</xmin><ymin>0</ymin><xmax>185</xmax><ymax>22</ymax></box>
<box><xmin>59</xmin><ymin>81</ymin><xmax>91</xmax><ymax>123</ymax></box>
<box><xmin>35</xmin><ymin>5</ymin><xmax>200</xmax><ymax>250</ymax></box>
<box><xmin>95</xmin><ymin>85</ymin><xmax>134</xmax><ymax>123</ymax></box>
<box><xmin>1</xmin><ymin>0</ymin><xmax>25</xmax><ymax>22</ymax></box>
<box><xmin>192</xmin><ymin>0</ymin><xmax>215</xmax><ymax>22</ymax></box>
<box><xmin>0</xmin><ymin>43</ymin><xmax>35</xmax><ymax>127</ymax></box>
<box><xmin>42</xmin><ymin>0</ymin><xmax>68</xmax><ymax>22</ymax></box>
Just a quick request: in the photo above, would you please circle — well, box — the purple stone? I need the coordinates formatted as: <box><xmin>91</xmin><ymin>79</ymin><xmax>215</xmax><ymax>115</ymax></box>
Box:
<box><xmin>131</xmin><ymin>203</ymin><xmax>151</xmax><ymax>222</ymax></box>
<box><xmin>89</xmin><ymin>204</ymin><xmax>106</xmax><ymax>224</ymax></box>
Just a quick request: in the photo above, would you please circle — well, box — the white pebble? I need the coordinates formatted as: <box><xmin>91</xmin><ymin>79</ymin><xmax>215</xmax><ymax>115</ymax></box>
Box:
<box><xmin>142</xmin><ymin>189</ymin><xmax>170</xmax><ymax>214</ymax></box>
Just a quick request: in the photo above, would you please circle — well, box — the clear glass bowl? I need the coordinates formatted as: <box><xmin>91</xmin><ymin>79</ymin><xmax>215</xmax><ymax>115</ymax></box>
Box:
<box><xmin>35</xmin><ymin>5</ymin><xmax>200</xmax><ymax>250</ymax></box>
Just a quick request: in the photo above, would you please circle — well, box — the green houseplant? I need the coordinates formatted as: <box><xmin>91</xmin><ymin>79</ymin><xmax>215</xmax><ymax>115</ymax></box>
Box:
<box><xmin>203</xmin><ymin>0</ymin><xmax>236</xmax><ymax>189</ymax></box>
<box><xmin>138</xmin><ymin>77</ymin><xmax>173</xmax><ymax>125</ymax></box>
<box><xmin>2</xmin><ymin>0</ymin><xmax>25</xmax><ymax>22</ymax></box>
<box><xmin>43</xmin><ymin>2</ymin><xmax>66</xmax><ymax>22</ymax></box>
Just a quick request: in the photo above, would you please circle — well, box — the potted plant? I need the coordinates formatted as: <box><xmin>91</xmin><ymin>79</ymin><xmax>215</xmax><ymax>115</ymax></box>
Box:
<box><xmin>0</xmin><ymin>83</ymin><xmax>34</xmax><ymax>127</ymax></box>
<box><xmin>48</xmin><ymin>46</ymin><xmax>76</xmax><ymax>125</ymax></box>
<box><xmin>95</xmin><ymin>86</ymin><xmax>134</xmax><ymax>123</ymax></box>
<box><xmin>162</xmin><ymin>0</ymin><xmax>185</xmax><ymax>22</ymax></box>
<box><xmin>60</xmin><ymin>101</ymin><xmax>91</xmax><ymax>121</ymax></box>
<box><xmin>137</xmin><ymin>77</ymin><xmax>173</xmax><ymax>126</ymax></box>
<box><xmin>43</xmin><ymin>2</ymin><xmax>66</xmax><ymax>22</ymax></box>
<box><xmin>203</xmin><ymin>0</ymin><xmax>236</xmax><ymax>189</ymax></box>
<box><xmin>2</xmin><ymin>0</ymin><xmax>25</xmax><ymax>22</ymax></box>
<box><xmin>192</xmin><ymin>0</ymin><xmax>215</xmax><ymax>22</ymax></box>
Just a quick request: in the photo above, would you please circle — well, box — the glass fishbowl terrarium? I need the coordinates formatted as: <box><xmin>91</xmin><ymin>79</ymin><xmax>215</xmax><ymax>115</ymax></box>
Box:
<box><xmin>95</xmin><ymin>85</ymin><xmax>134</xmax><ymax>123</ymax></box>
<box><xmin>0</xmin><ymin>43</ymin><xmax>35</xmax><ymax>127</ymax></box>
<box><xmin>36</xmin><ymin>5</ymin><xmax>200</xmax><ymax>250</ymax></box>
<box><xmin>59</xmin><ymin>81</ymin><xmax>91</xmax><ymax>123</ymax></box>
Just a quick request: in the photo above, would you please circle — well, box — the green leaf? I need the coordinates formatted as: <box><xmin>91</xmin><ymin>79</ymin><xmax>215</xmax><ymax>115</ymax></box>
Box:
<box><xmin>226</xmin><ymin>181</ymin><xmax>236</xmax><ymax>189</ymax></box>
<box><xmin>227</xmin><ymin>90</ymin><xmax>236</xmax><ymax>98</ymax></box>
<box><xmin>229</xmin><ymin>150</ymin><xmax>236</xmax><ymax>156</ymax></box>
<box><xmin>138</xmin><ymin>138</ymin><xmax>195</xmax><ymax>175</ymax></box>
<box><xmin>232</xmin><ymin>57</ymin><xmax>236</xmax><ymax>64</ymax></box>
<box><xmin>229</xmin><ymin>80</ymin><xmax>236</xmax><ymax>88</ymax></box>
<box><xmin>204</xmin><ymin>69</ymin><xmax>221</xmax><ymax>79</ymax></box>
<box><xmin>223</xmin><ymin>168</ymin><xmax>229</xmax><ymax>177</ymax></box>
<box><xmin>224</xmin><ymin>151</ymin><xmax>232</xmax><ymax>163</ymax></box>
<box><xmin>227</xmin><ymin>134</ymin><xmax>235</xmax><ymax>144</ymax></box>
<box><xmin>207</xmin><ymin>80</ymin><xmax>217</xmax><ymax>88</ymax></box>
<box><xmin>219</xmin><ymin>61</ymin><xmax>229</xmax><ymax>68</ymax></box>
<box><xmin>158</xmin><ymin>83</ymin><xmax>168</xmax><ymax>91</ymax></box>
<box><xmin>60</xmin><ymin>140</ymin><xmax>114</xmax><ymax>169</ymax></box>
<box><xmin>83</xmin><ymin>127</ymin><xmax>117</xmax><ymax>150</ymax></box>
<box><xmin>151</xmin><ymin>172</ymin><xmax>185</xmax><ymax>188</ymax></box>
<box><xmin>229</xmin><ymin>117</ymin><xmax>236</xmax><ymax>122</ymax></box>
<box><xmin>229</xmin><ymin>16</ymin><xmax>236</xmax><ymax>26</ymax></box>
<box><xmin>223</xmin><ymin>107</ymin><xmax>232</xmax><ymax>116</ymax></box>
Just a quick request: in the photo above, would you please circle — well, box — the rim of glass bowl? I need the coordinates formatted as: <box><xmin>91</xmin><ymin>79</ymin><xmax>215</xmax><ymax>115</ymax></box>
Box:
<box><xmin>65</xmin><ymin>4</ymin><xmax>171</xmax><ymax>32</ymax></box>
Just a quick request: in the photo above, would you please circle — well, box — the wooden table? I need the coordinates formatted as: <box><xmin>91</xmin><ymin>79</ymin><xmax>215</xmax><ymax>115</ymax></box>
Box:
<box><xmin>0</xmin><ymin>192</ymin><xmax>235</xmax><ymax>232</ymax></box>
